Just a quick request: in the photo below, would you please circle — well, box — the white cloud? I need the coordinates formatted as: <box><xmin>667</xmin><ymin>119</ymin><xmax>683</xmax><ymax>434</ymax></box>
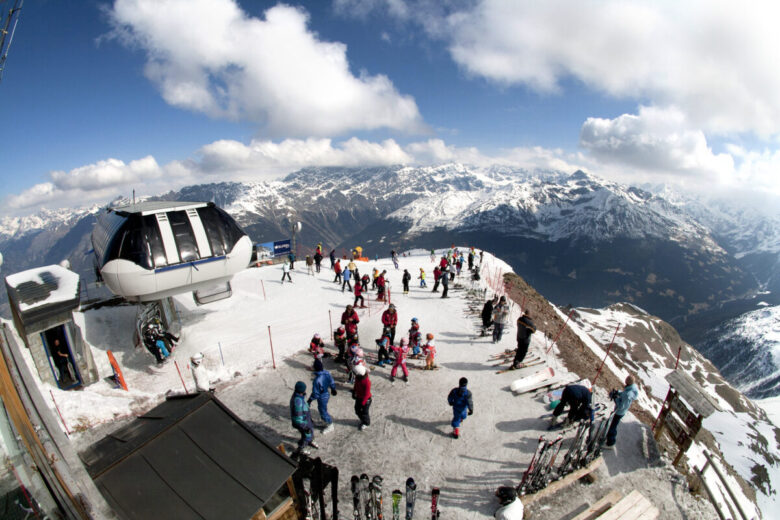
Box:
<box><xmin>348</xmin><ymin>0</ymin><xmax>780</xmax><ymax>137</ymax></box>
<box><xmin>580</xmin><ymin>106</ymin><xmax>735</xmax><ymax>182</ymax></box>
<box><xmin>107</xmin><ymin>0</ymin><xmax>424</xmax><ymax>136</ymax></box>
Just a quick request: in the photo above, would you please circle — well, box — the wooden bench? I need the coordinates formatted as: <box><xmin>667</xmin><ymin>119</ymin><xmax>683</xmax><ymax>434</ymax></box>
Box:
<box><xmin>595</xmin><ymin>490</ymin><xmax>659</xmax><ymax>520</ymax></box>
<box><xmin>570</xmin><ymin>490</ymin><xmax>623</xmax><ymax>520</ymax></box>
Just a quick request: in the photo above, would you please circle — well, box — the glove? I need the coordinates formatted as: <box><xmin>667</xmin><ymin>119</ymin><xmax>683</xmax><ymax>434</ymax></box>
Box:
<box><xmin>307</xmin><ymin>399</ymin><xmax>313</xmax><ymax>405</ymax></box>
<box><xmin>331</xmin><ymin>388</ymin><xmax>338</xmax><ymax>396</ymax></box>
<box><xmin>609</xmin><ymin>389</ymin><xmax>619</xmax><ymax>400</ymax></box>
<box><xmin>468</xmin><ymin>409</ymin><xmax>473</xmax><ymax>416</ymax></box>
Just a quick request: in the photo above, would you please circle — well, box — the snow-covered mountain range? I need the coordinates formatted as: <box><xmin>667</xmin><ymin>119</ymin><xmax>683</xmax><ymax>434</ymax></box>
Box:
<box><xmin>1</xmin><ymin>164</ymin><xmax>778</xmax><ymax>398</ymax></box>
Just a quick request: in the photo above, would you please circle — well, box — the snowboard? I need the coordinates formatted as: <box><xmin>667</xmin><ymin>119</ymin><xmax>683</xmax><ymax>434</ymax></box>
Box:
<box><xmin>509</xmin><ymin>367</ymin><xmax>556</xmax><ymax>393</ymax></box>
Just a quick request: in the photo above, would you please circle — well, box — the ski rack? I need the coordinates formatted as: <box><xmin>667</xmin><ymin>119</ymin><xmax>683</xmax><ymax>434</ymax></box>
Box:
<box><xmin>518</xmin><ymin>411</ymin><xmax>615</xmax><ymax>497</ymax></box>
<box><xmin>291</xmin><ymin>454</ymin><xmax>340</xmax><ymax>520</ymax></box>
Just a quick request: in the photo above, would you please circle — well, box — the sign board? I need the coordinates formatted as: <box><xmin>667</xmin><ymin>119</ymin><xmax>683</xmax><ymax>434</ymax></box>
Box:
<box><xmin>255</xmin><ymin>240</ymin><xmax>291</xmax><ymax>259</ymax></box>
<box><xmin>670</xmin><ymin>394</ymin><xmax>700</xmax><ymax>429</ymax></box>
<box><xmin>273</xmin><ymin>239</ymin><xmax>291</xmax><ymax>256</ymax></box>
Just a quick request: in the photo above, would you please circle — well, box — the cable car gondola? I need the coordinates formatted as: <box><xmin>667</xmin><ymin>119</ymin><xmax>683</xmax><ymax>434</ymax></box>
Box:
<box><xmin>91</xmin><ymin>201</ymin><xmax>252</xmax><ymax>302</ymax></box>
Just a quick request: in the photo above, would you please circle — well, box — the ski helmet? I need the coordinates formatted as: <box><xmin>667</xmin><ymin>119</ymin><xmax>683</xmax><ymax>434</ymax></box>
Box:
<box><xmin>190</xmin><ymin>353</ymin><xmax>203</xmax><ymax>365</ymax></box>
<box><xmin>400</xmin><ymin>337</ymin><xmax>409</xmax><ymax>346</ymax></box>
<box><xmin>355</xmin><ymin>347</ymin><xmax>365</xmax><ymax>358</ymax></box>
<box><xmin>353</xmin><ymin>364</ymin><xmax>367</xmax><ymax>377</ymax></box>
<box><xmin>337</xmin><ymin>326</ymin><xmax>345</xmax><ymax>333</ymax></box>
<box><xmin>426</xmin><ymin>333</ymin><xmax>434</xmax><ymax>340</ymax></box>
<box><xmin>495</xmin><ymin>486</ymin><xmax>516</xmax><ymax>505</ymax></box>
<box><xmin>313</xmin><ymin>333</ymin><xmax>321</xmax><ymax>340</ymax></box>
<box><xmin>411</xmin><ymin>317</ymin><xmax>418</xmax><ymax>323</ymax></box>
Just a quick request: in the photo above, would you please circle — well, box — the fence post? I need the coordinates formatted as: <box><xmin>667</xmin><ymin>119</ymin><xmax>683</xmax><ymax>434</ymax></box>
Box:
<box><xmin>593</xmin><ymin>323</ymin><xmax>620</xmax><ymax>386</ymax></box>
<box><xmin>268</xmin><ymin>325</ymin><xmax>277</xmax><ymax>369</ymax></box>
<box><xmin>174</xmin><ymin>361</ymin><xmax>189</xmax><ymax>394</ymax></box>
<box><xmin>49</xmin><ymin>390</ymin><xmax>70</xmax><ymax>435</ymax></box>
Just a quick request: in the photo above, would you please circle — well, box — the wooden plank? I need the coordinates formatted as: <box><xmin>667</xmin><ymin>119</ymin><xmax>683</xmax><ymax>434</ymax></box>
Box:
<box><xmin>569</xmin><ymin>490</ymin><xmax>623</xmax><ymax>520</ymax></box>
<box><xmin>665</xmin><ymin>370</ymin><xmax>720</xmax><ymax>417</ymax></box>
<box><xmin>521</xmin><ymin>457</ymin><xmax>603</xmax><ymax>506</ymax></box>
<box><xmin>596</xmin><ymin>490</ymin><xmax>642</xmax><ymax>520</ymax></box>
<box><xmin>596</xmin><ymin>491</ymin><xmax>658</xmax><ymax>520</ymax></box>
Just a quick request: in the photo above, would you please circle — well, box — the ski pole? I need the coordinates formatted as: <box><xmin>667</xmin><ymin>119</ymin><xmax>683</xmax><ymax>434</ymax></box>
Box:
<box><xmin>545</xmin><ymin>309</ymin><xmax>574</xmax><ymax>354</ymax></box>
<box><xmin>592</xmin><ymin>322</ymin><xmax>620</xmax><ymax>386</ymax></box>
<box><xmin>268</xmin><ymin>325</ymin><xmax>277</xmax><ymax>369</ymax></box>
<box><xmin>174</xmin><ymin>360</ymin><xmax>189</xmax><ymax>394</ymax></box>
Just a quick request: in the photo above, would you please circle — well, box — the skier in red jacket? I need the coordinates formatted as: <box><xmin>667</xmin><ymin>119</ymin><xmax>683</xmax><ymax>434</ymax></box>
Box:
<box><xmin>381</xmin><ymin>304</ymin><xmax>398</xmax><ymax>344</ymax></box>
<box><xmin>341</xmin><ymin>305</ymin><xmax>360</xmax><ymax>342</ymax></box>
<box><xmin>352</xmin><ymin>364</ymin><xmax>372</xmax><ymax>430</ymax></box>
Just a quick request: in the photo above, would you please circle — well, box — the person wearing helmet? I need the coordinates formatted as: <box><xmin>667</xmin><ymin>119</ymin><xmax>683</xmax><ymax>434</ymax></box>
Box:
<box><xmin>440</xmin><ymin>263</ymin><xmax>450</xmax><ymax>298</ymax></box>
<box><xmin>494</xmin><ymin>486</ymin><xmax>523</xmax><ymax>519</ymax></box>
<box><xmin>381</xmin><ymin>304</ymin><xmax>398</xmax><ymax>344</ymax></box>
<box><xmin>309</xmin><ymin>359</ymin><xmax>338</xmax><ymax>434</ymax></box>
<box><xmin>309</xmin><ymin>333</ymin><xmax>327</xmax><ymax>359</ymax></box>
<box><xmin>423</xmin><ymin>333</ymin><xmax>437</xmax><ymax>370</ymax></box>
<box><xmin>351</xmin><ymin>364</ymin><xmax>372</xmax><ymax>430</ymax></box>
<box><xmin>418</xmin><ymin>268</ymin><xmax>427</xmax><ymax>288</ymax></box>
<box><xmin>390</xmin><ymin>337</ymin><xmax>410</xmax><ymax>384</ymax></box>
<box><xmin>374</xmin><ymin>327</ymin><xmax>393</xmax><ymax>367</ymax></box>
<box><xmin>334</xmin><ymin>326</ymin><xmax>347</xmax><ymax>363</ymax></box>
<box><xmin>290</xmin><ymin>381</ymin><xmax>318</xmax><ymax>455</ymax></box>
<box><xmin>341</xmin><ymin>305</ymin><xmax>360</xmax><ymax>342</ymax></box>
<box><xmin>376</xmin><ymin>270</ymin><xmax>387</xmax><ymax>301</ymax></box>
<box><xmin>448</xmin><ymin>377</ymin><xmax>474</xmax><ymax>439</ymax></box>
<box><xmin>190</xmin><ymin>353</ymin><xmax>212</xmax><ymax>392</ymax></box>
<box><xmin>409</xmin><ymin>330</ymin><xmax>423</xmax><ymax>358</ymax></box>
<box><xmin>354</xmin><ymin>279</ymin><xmax>365</xmax><ymax>308</ymax></box>
<box><xmin>347</xmin><ymin>342</ymin><xmax>365</xmax><ymax>384</ymax></box>
<box><xmin>402</xmin><ymin>269</ymin><xmax>411</xmax><ymax>294</ymax></box>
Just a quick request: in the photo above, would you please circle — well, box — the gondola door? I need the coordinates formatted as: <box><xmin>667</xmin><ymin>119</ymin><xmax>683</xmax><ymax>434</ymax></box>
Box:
<box><xmin>41</xmin><ymin>326</ymin><xmax>82</xmax><ymax>390</ymax></box>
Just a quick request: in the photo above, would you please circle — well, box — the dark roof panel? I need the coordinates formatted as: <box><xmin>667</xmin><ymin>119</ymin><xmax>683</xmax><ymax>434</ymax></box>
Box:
<box><xmin>80</xmin><ymin>393</ymin><xmax>297</xmax><ymax>520</ymax></box>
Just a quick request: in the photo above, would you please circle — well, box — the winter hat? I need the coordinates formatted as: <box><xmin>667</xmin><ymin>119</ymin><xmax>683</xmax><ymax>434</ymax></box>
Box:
<box><xmin>190</xmin><ymin>352</ymin><xmax>203</xmax><ymax>365</ymax></box>
<box><xmin>313</xmin><ymin>359</ymin><xmax>324</xmax><ymax>372</ymax></box>
<box><xmin>495</xmin><ymin>486</ymin><xmax>517</xmax><ymax>505</ymax></box>
<box><xmin>426</xmin><ymin>333</ymin><xmax>434</xmax><ymax>340</ymax></box>
<box><xmin>400</xmin><ymin>337</ymin><xmax>409</xmax><ymax>346</ymax></box>
<box><xmin>353</xmin><ymin>364</ymin><xmax>367</xmax><ymax>377</ymax></box>
<box><xmin>313</xmin><ymin>333</ymin><xmax>321</xmax><ymax>340</ymax></box>
<box><xmin>294</xmin><ymin>381</ymin><xmax>307</xmax><ymax>393</ymax></box>
<box><xmin>459</xmin><ymin>377</ymin><xmax>468</xmax><ymax>387</ymax></box>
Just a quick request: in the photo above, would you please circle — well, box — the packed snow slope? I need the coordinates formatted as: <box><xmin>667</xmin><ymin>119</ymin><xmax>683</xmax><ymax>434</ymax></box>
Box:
<box><xmin>7</xmin><ymin>249</ymin><xmax>775</xmax><ymax>518</ymax></box>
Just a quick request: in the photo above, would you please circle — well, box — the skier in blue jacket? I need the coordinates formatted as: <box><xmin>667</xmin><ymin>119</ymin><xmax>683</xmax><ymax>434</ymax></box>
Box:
<box><xmin>447</xmin><ymin>377</ymin><xmax>474</xmax><ymax>439</ymax></box>
<box><xmin>290</xmin><ymin>381</ymin><xmax>318</xmax><ymax>455</ymax></box>
<box><xmin>308</xmin><ymin>359</ymin><xmax>338</xmax><ymax>434</ymax></box>
<box><xmin>604</xmin><ymin>375</ymin><xmax>639</xmax><ymax>449</ymax></box>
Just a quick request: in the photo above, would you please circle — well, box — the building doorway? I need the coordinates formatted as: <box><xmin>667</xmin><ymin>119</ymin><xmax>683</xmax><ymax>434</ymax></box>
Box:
<box><xmin>41</xmin><ymin>326</ymin><xmax>81</xmax><ymax>390</ymax></box>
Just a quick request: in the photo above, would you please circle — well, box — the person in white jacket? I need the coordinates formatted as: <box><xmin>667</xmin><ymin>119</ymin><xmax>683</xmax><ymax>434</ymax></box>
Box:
<box><xmin>190</xmin><ymin>353</ymin><xmax>212</xmax><ymax>392</ymax></box>
<box><xmin>494</xmin><ymin>487</ymin><xmax>524</xmax><ymax>520</ymax></box>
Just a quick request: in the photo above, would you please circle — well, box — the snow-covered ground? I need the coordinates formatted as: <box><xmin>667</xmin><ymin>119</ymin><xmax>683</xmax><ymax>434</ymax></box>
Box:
<box><xmin>6</xmin><ymin>250</ymin><xmax>723</xmax><ymax>518</ymax></box>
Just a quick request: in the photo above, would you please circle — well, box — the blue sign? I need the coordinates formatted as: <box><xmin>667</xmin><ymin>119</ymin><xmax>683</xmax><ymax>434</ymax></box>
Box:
<box><xmin>273</xmin><ymin>239</ymin><xmax>291</xmax><ymax>256</ymax></box>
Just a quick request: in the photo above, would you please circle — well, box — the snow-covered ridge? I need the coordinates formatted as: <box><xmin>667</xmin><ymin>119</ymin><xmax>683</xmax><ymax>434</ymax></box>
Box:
<box><xmin>0</xmin><ymin>206</ymin><xmax>100</xmax><ymax>239</ymax></box>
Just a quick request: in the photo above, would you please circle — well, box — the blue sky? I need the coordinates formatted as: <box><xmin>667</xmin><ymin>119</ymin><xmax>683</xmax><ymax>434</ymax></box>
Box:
<box><xmin>1</xmin><ymin>0</ymin><xmax>780</xmax><ymax>215</ymax></box>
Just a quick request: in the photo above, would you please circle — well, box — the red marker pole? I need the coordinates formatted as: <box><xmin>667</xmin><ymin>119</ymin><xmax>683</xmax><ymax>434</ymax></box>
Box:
<box><xmin>261</xmin><ymin>280</ymin><xmax>266</xmax><ymax>301</ymax></box>
<box><xmin>546</xmin><ymin>309</ymin><xmax>574</xmax><ymax>354</ymax></box>
<box><xmin>49</xmin><ymin>390</ymin><xmax>70</xmax><ymax>435</ymax></box>
<box><xmin>593</xmin><ymin>323</ymin><xmax>621</xmax><ymax>386</ymax></box>
<box><xmin>268</xmin><ymin>325</ymin><xmax>277</xmax><ymax>369</ymax></box>
<box><xmin>674</xmin><ymin>345</ymin><xmax>682</xmax><ymax>370</ymax></box>
<box><xmin>174</xmin><ymin>361</ymin><xmax>189</xmax><ymax>394</ymax></box>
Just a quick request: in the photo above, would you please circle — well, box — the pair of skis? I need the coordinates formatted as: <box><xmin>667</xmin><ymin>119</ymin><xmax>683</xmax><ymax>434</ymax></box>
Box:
<box><xmin>388</xmin><ymin>478</ymin><xmax>439</xmax><ymax>519</ymax></box>
<box><xmin>517</xmin><ymin>435</ymin><xmax>563</xmax><ymax>495</ymax></box>
<box><xmin>352</xmin><ymin>474</ymin><xmax>383</xmax><ymax>519</ymax></box>
<box><xmin>494</xmin><ymin>356</ymin><xmax>543</xmax><ymax>374</ymax></box>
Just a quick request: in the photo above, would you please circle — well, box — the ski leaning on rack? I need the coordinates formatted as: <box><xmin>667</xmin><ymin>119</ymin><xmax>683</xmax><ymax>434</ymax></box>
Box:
<box><xmin>391</xmin><ymin>489</ymin><xmax>402</xmax><ymax>520</ymax></box>
<box><xmin>430</xmin><ymin>487</ymin><xmax>440</xmax><ymax>519</ymax></box>
<box><xmin>370</xmin><ymin>475</ymin><xmax>384</xmax><ymax>519</ymax></box>
<box><xmin>405</xmin><ymin>477</ymin><xmax>416</xmax><ymax>519</ymax></box>
<box><xmin>361</xmin><ymin>474</ymin><xmax>373</xmax><ymax>520</ymax></box>
<box><xmin>352</xmin><ymin>475</ymin><xmax>362</xmax><ymax>520</ymax></box>
<box><xmin>302</xmin><ymin>477</ymin><xmax>315</xmax><ymax>520</ymax></box>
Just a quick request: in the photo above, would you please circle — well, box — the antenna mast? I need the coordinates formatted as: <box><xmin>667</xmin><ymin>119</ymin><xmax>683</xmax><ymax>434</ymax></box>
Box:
<box><xmin>0</xmin><ymin>0</ymin><xmax>25</xmax><ymax>83</ymax></box>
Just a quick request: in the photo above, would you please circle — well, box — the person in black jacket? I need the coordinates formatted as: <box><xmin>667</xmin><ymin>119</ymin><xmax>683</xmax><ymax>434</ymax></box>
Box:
<box><xmin>480</xmin><ymin>297</ymin><xmax>497</xmax><ymax>336</ymax></box>
<box><xmin>549</xmin><ymin>384</ymin><xmax>593</xmax><ymax>429</ymax></box>
<box><xmin>402</xmin><ymin>269</ymin><xmax>411</xmax><ymax>294</ymax></box>
<box><xmin>511</xmin><ymin>310</ymin><xmax>536</xmax><ymax>369</ymax></box>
